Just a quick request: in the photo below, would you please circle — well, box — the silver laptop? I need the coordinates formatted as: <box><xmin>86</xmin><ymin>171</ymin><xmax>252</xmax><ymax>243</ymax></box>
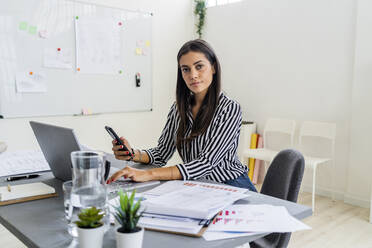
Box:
<box><xmin>30</xmin><ymin>121</ymin><xmax>81</xmax><ymax>181</ymax></box>
<box><xmin>30</xmin><ymin>121</ymin><xmax>160</xmax><ymax>190</ymax></box>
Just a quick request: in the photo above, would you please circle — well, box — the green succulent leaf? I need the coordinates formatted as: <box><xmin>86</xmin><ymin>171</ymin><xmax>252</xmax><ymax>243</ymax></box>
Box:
<box><xmin>74</xmin><ymin>207</ymin><xmax>104</xmax><ymax>229</ymax></box>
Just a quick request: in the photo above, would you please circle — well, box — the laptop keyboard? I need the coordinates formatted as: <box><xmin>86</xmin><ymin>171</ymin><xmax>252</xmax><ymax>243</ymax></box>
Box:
<box><xmin>107</xmin><ymin>180</ymin><xmax>160</xmax><ymax>194</ymax></box>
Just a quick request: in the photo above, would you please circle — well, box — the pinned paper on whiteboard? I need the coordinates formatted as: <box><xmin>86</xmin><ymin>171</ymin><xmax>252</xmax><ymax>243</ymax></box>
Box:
<box><xmin>75</xmin><ymin>17</ymin><xmax>122</xmax><ymax>74</ymax></box>
<box><xmin>142</xmin><ymin>48</ymin><xmax>149</xmax><ymax>56</ymax></box>
<box><xmin>16</xmin><ymin>71</ymin><xmax>47</xmax><ymax>93</ymax></box>
<box><xmin>43</xmin><ymin>48</ymin><xmax>73</xmax><ymax>69</ymax></box>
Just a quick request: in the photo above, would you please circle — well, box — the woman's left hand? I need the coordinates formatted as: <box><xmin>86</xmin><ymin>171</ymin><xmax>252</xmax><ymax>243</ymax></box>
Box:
<box><xmin>106</xmin><ymin>166</ymin><xmax>152</xmax><ymax>183</ymax></box>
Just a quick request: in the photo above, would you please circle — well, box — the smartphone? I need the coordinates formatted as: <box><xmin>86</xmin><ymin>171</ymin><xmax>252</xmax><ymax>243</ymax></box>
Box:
<box><xmin>104</xmin><ymin>126</ymin><xmax>132</xmax><ymax>156</ymax></box>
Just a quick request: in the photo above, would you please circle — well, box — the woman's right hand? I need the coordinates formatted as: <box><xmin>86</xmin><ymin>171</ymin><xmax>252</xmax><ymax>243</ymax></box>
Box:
<box><xmin>112</xmin><ymin>137</ymin><xmax>133</xmax><ymax>161</ymax></box>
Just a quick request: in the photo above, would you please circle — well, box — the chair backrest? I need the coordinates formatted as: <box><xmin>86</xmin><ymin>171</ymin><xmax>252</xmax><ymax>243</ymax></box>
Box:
<box><xmin>253</xmin><ymin>149</ymin><xmax>305</xmax><ymax>248</ymax></box>
<box><xmin>299</xmin><ymin>121</ymin><xmax>336</xmax><ymax>140</ymax></box>
<box><xmin>261</xmin><ymin>149</ymin><xmax>305</xmax><ymax>202</ymax></box>
<box><xmin>263</xmin><ymin>118</ymin><xmax>296</xmax><ymax>150</ymax></box>
<box><xmin>299</xmin><ymin>121</ymin><xmax>336</xmax><ymax>156</ymax></box>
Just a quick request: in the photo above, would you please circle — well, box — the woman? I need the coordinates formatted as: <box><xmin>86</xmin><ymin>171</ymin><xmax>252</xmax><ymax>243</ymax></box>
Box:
<box><xmin>107</xmin><ymin>39</ymin><xmax>256</xmax><ymax>191</ymax></box>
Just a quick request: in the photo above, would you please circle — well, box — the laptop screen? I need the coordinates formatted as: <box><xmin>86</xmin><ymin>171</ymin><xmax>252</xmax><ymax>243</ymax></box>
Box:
<box><xmin>30</xmin><ymin>121</ymin><xmax>81</xmax><ymax>181</ymax></box>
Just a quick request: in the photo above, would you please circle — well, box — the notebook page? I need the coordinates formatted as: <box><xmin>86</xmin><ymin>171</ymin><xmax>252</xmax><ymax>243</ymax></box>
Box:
<box><xmin>0</xmin><ymin>182</ymin><xmax>55</xmax><ymax>201</ymax></box>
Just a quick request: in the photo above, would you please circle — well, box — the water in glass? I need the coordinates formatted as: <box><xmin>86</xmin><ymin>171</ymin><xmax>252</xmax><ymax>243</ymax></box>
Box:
<box><xmin>68</xmin><ymin>151</ymin><xmax>109</xmax><ymax>237</ymax></box>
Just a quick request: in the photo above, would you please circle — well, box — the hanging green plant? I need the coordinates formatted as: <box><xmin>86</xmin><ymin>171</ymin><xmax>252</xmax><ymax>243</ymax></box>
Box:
<box><xmin>194</xmin><ymin>0</ymin><xmax>206</xmax><ymax>38</ymax></box>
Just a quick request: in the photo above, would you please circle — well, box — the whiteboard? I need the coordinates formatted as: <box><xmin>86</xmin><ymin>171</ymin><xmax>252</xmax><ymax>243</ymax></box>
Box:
<box><xmin>0</xmin><ymin>0</ymin><xmax>152</xmax><ymax>118</ymax></box>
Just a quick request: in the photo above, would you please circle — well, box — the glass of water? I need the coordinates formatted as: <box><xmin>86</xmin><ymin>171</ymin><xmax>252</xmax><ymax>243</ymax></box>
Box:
<box><xmin>70</xmin><ymin>151</ymin><xmax>110</xmax><ymax>233</ymax></box>
<box><xmin>62</xmin><ymin>180</ymin><xmax>78</xmax><ymax>237</ymax></box>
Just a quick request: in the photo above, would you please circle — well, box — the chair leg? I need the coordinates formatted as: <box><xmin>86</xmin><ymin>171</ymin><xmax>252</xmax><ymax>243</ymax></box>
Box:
<box><xmin>331</xmin><ymin>160</ymin><xmax>335</xmax><ymax>201</ymax></box>
<box><xmin>370</xmin><ymin>192</ymin><xmax>372</xmax><ymax>223</ymax></box>
<box><xmin>312</xmin><ymin>166</ymin><xmax>317</xmax><ymax>212</ymax></box>
<box><xmin>370</xmin><ymin>197</ymin><xmax>372</xmax><ymax>223</ymax></box>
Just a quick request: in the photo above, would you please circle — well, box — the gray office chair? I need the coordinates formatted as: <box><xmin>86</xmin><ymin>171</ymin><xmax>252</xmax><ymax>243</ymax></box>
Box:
<box><xmin>250</xmin><ymin>149</ymin><xmax>305</xmax><ymax>248</ymax></box>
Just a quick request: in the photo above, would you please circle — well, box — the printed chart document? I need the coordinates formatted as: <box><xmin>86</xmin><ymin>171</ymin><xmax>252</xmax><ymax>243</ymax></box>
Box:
<box><xmin>143</xmin><ymin>180</ymin><xmax>248</xmax><ymax>219</ymax></box>
<box><xmin>0</xmin><ymin>150</ymin><xmax>50</xmax><ymax>177</ymax></box>
<box><xmin>206</xmin><ymin>204</ymin><xmax>311</xmax><ymax>235</ymax></box>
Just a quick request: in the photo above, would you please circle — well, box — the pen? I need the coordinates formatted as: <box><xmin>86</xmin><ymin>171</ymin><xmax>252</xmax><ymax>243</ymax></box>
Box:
<box><xmin>6</xmin><ymin>174</ymin><xmax>40</xmax><ymax>181</ymax></box>
<box><xmin>7</xmin><ymin>184</ymin><xmax>11</xmax><ymax>192</ymax></box>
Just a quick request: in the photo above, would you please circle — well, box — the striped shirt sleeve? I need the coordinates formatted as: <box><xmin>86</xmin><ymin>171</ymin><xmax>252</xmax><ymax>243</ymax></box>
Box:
<box><xmin>176</xmin><ymin>102</ymin><xmax>242</xmax><ymax>180</ymax></box>
<box><xmin>144</xmin><ymin>103</ymin><xmax>177</xmax><ymax>167</ymax></box>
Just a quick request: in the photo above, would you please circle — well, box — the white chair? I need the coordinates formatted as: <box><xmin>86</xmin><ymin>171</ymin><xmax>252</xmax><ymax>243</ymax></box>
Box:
<box><xmin>299</xmin><ymin>121</ymin><xmax>336</xmax><ymax>211</ymax></box>
<box><xmin>243</xmin><ymin>118</ymin><xmax>296</xmax><ymax>167</ymax></box>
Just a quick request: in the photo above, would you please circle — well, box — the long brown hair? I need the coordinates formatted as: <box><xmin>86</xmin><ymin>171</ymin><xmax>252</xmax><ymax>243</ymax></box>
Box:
<box><xmin>176</xmin><ymin>39</ymin><xmax>221</xmax><ymax>153</ymax></box>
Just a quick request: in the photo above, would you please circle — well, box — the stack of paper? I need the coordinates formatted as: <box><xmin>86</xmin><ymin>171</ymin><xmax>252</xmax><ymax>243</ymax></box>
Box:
<box><xmin>109</xmin><ymin>180</ymin><xmax>249</xmax><ymax>236</ymax></box>
<box><xmin>139</xmin><ymin>213</ymin><xmax>204</xmax><ymax>235</ymax></box>
<box><xmin>203</xmin><ymin>204</ymin><xmax>311</xmax><ymax>241</ymax></box>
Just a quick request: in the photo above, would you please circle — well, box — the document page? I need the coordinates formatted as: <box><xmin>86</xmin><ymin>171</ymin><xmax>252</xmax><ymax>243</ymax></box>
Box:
<box><xmin>75</xmin><ymin>16</ymin><xmax>121</xmax><ymax>74</ymax></box>
<box><xmin>207</xmin><ymin>204</ymin><xmax>311</xmax><ymax>233</ymax></box>
<box><xmin>0</xmin><ymin>150</ymin><xmax>50</xmax><ymax>177</ymax></box>
<box><xmin>144</xmin><ymin>180</ymin><xmax>248</xmax><ymax>196</ymax></box>
<box><xmin>143</xmin><ymin>181</ymin><xmax>249</xmax><ymax>219</ymax></box>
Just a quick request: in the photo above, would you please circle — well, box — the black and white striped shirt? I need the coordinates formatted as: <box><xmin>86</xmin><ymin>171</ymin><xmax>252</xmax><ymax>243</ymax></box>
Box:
<box><xmin>144</xmin><ymin>92</ymin><xmax>248</xmax><ymax>183</ymax></box>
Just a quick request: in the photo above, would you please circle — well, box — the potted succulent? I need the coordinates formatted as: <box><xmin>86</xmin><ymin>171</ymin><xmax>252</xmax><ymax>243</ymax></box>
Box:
<box><xmin>114</xmin><ymin>189</ymin><xmax>144</xmax><ymax>248</ymax></box>
<box><xmin>75</xmin><ymin>207</ymin><xmax>105</xmax><ymax>248</ymax></box>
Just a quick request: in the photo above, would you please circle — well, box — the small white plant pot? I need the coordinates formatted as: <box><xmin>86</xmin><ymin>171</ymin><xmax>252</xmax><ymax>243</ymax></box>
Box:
<box><xmin>116</xmin><ymin>226</ymin><xmax>144</xmax><ymax>248</ymax></box>
<box><xmin>77</xmin><ymin>225</ymin><xmax>105</xmax><ymax>248</ymax></box>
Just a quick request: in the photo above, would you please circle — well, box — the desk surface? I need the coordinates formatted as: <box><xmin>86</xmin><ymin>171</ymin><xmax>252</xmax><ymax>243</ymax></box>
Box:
<box><xmin>0</xmin><ymin>159</ymin><xmax>312</xmax><ymax>248</ymax></box>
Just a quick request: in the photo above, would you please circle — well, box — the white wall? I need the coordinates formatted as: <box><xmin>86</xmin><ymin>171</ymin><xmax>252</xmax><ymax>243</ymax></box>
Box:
<box><xmin>0</xmin><ymin>0</ymin><xmax>191</xmax><ymax>165</ymax></box>
<box><xmin>2</xmin><ymin>0</ymin><xmax>372</xmax><ymax>208</ymax></box>
<box><xmin>204</xmin><ymin>0</ymin><xmax>359</xmax><ymax>203</ymax></box>
<box><xmin>346</xmin><ymin>0</ymin><xmax>372</xmax><ymax>207</ymax></box>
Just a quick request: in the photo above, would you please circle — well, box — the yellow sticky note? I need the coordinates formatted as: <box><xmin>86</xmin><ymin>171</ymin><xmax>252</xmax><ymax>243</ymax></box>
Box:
<box><xmin>145</xmin><ymin>40</ymin><xmax>151</xmax><ymax>47</ymax></box>
<box><xmin>135</xmin><ymin>48</ymin><xmax>142</xmax><ymax>55</ymax></box>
